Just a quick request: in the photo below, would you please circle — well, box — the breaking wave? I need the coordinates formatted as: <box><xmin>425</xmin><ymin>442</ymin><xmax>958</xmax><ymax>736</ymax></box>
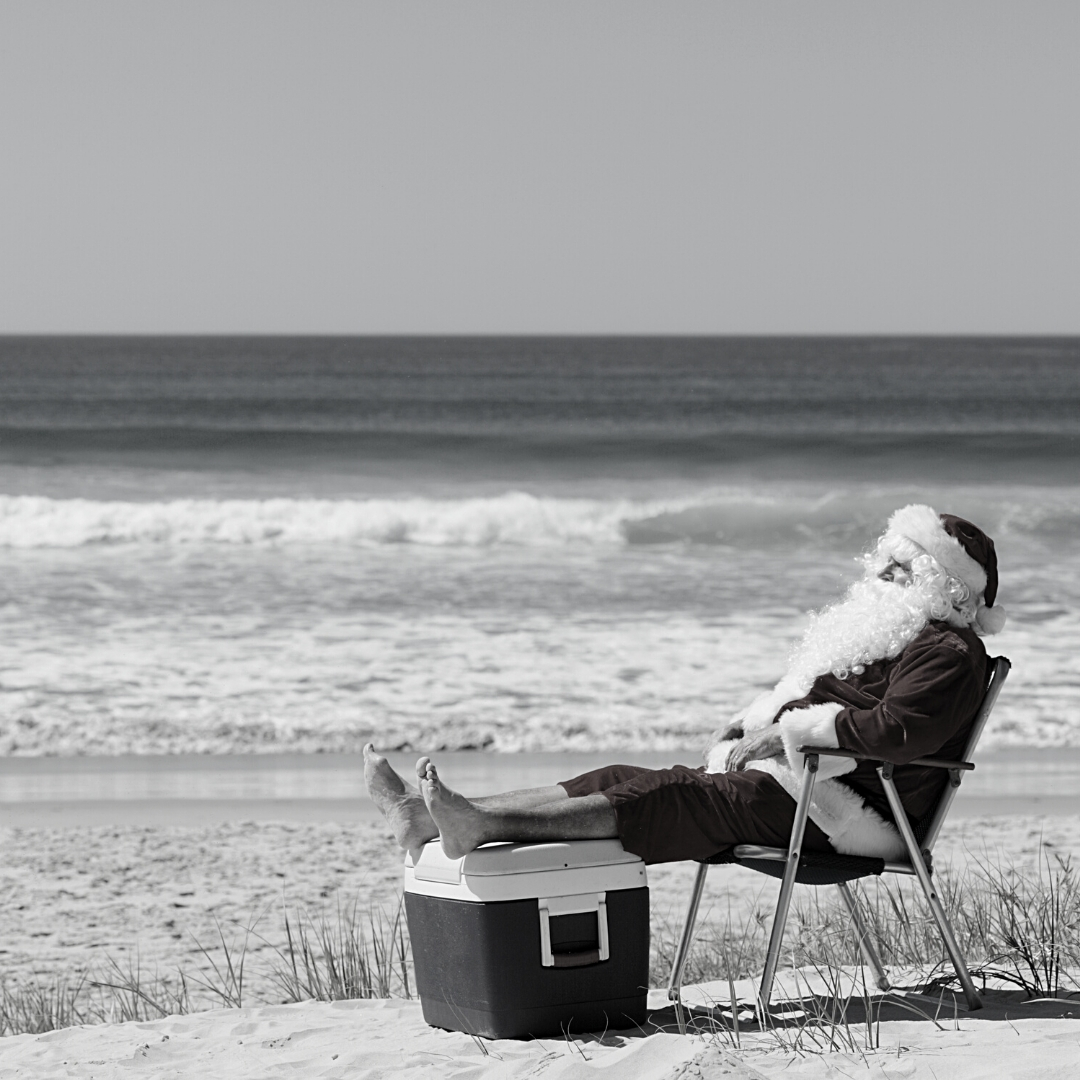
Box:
<box><xmin>0</xmin><ymin>490</ymin><xmax>1076</xmax><ymax>550</ymax></box>
<box><xmin>0</xmin><ymin>493</ymin><xmax>639</xmax><ymax>548</ymax></box>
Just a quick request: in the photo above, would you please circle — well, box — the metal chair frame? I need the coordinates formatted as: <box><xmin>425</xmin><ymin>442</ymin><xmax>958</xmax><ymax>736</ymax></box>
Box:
<box><xmin>667</xmin><ymin>655</ymin><xmax>1011</xmax><ymax>1015</ymax></box>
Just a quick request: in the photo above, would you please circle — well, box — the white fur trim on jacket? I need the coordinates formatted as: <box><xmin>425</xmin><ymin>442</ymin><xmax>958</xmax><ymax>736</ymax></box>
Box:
<box><xmin>885</xmin><ymin>504</ymin><xmax>988</xmax><ymax>600</ymax></box>
<box><xmin>705</xmin><ymin>738</ymin><xmax>739</xmax><ymax>774</ymax></box>
<box><xmin>778</xmin><ymin>702</ymin><xmax>855</xmax><ymax>780</ymax></box>
<box><xmin>734</xmin><ymin>675</ymin><xmax>806</xmax><ymax>735</ymax></box>
<box><xmin>749</xmin><ymin>759</ymin><xmax>907</xmax><ymax>860</ymax></box>
<box><xmin>705</xmin><ymin>700</ymin><xmax>905</xmax><ymax>859</ymax></box>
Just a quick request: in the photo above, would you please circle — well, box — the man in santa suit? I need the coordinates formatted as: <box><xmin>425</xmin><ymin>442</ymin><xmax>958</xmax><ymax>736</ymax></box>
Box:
<box><xmin>364</xmin><ymin>505</ymin><xmax>1005</xmax><ymax>864</ymax></box>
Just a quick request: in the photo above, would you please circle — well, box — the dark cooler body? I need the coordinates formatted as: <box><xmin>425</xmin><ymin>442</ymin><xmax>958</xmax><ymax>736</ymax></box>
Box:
<box><xmin>403</xmin><ymin>839</ymin><xmax>650</xmax><ymax>1039</ymax></box>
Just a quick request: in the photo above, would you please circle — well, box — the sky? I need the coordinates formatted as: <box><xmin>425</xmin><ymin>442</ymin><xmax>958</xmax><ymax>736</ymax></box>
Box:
<box><xmin>0</xmin><ymin>2</ymin><xmax>1077</xmax><ymax>335</ymax></box>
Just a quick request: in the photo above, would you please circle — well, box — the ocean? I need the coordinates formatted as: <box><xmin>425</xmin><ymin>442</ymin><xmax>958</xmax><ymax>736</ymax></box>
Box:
<box><xmin>0</xmin><ymin>336</ymin><xmax>1077</xmax><ymax>758</ymax></box>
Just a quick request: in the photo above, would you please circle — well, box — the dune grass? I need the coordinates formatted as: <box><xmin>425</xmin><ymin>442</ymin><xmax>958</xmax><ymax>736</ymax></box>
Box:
<box><xmin>2</xmin><ymin>849</ymin><xmax>1077</xmax><ymax>1038</ymax></box>
<box><xmin>0</xmin><ymin>973</ymin><xmax>88</xmax><ymax>1036</ymax></box>
<box><xmin>0</xmin><ymin>959</ymin><xmax>193</xmax><ymax>1035</ymax></box>
<box><xmin>266</xmin><ymin>895</ymin><xmax>412</xmax><ymax>1003</ymax></box>
<box><xmin>650</xmin><ymin>849</ymin><xmax>1080</xmax><ymax>1000</ymax></box>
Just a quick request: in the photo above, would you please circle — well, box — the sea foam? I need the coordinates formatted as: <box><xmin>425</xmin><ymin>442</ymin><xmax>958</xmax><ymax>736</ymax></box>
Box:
<box><xmin>1</xmin><ymin>486</ymin><xmax>1078</xmax><ymax>756</ymax></box>
<box><xmin>0</xmin><ymin>493</ymin><xmax>640</xmax><ymax>548</ymax></box>
<box><xmin>1</xmin><ymin>490</ymin><xmax>1077</xmax><ymax>550</ymax></box>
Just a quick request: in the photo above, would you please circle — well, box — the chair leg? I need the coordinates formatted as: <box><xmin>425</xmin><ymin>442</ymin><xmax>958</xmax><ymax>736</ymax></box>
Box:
<box><xmin>877</xmin><ymin>765</ymin><xmax>982</xmax><ymax>1011</ymax></box>
<box><xmin>757</xmin><ymin>852</ymin><xmax>799</xmax><ymax>1014</ymax></box>
<box><xmin>916</xmin><ymin>875</ymin><xmax>983</xmax><ymax>1011</ymax></box>
<box><xmin>836</xmin><ymin>881</ymin><xmax>890</xmax><ymax>991</ymax></box>
<box><xmin>667</xmin><ymin>861</ymin><xmax>709</xmax><ymax>1004</ymax></box>
<box><xmin>757</xmin><ymin>755</ymin><xmax>819</xmax><ymax>1013</ymax></box>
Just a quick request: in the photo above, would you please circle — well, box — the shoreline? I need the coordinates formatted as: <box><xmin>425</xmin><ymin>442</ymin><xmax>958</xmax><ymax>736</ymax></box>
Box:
<box><xmin>3</xmin><ymin>749</ymin><xmax>1080</xmax><ymax>826</ymax></box>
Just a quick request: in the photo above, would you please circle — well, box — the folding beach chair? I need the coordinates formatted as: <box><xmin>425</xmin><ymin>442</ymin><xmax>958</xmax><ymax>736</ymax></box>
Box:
<box><xmin>667</xmin><ymin>655</ymin><xmax>1011</xmax><ymax>1015</ymax></box>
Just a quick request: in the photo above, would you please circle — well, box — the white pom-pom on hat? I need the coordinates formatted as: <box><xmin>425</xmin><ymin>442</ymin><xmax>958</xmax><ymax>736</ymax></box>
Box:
<box><xmin>975</xmin><ymin>604</ymin><xmax>1007</xmax><ymax>635</ymax></box>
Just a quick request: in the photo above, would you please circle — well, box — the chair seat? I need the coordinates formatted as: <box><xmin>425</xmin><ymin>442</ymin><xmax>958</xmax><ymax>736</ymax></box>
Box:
<box><xmin>703</xmin><ymin>844</ymin><xmax>887</xmax><ymax>884</ymax></box>
<box><xmin>736</xmin><ymin>850</ymin><xmax>886</xmax><ymax>885</ymax></box>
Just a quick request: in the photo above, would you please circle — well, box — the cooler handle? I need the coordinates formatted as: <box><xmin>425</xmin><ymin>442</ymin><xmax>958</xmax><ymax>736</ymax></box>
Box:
<box><xmin>538</xmin><ymin>892</ymin><xmax>609</xmax><ymax>968</ymax></box>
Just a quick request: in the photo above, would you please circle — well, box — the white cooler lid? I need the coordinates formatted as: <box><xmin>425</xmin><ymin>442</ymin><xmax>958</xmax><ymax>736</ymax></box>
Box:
<box><xmin>404</xmin><ymin>839</ymin><xmax>647</xmax><ymax>902</ymax></box>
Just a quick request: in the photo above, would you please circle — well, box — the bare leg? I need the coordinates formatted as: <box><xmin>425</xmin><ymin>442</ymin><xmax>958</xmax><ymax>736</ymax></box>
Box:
<box><xmin>411</xmin><ymin>759</ymin><xmax>570</xmax><ymax>812</ymax></box>
<box><xmin>418</xmin><ymin>757</ymin><xmax>618</xmax><ymax>859</ymax></box>
<box><xmin>365</xmin><ymin>745</ymin><xmax>574</xmax><ymax>851</ymax></box>
<box><xmin>475</xmin><ymin>786</ymin><xmax>570</xmax><ymax>811</ymax></box>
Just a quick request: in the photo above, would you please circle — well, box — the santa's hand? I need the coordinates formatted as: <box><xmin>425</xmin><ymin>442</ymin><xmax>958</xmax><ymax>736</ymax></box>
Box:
<box><xmin>728</xmin><ymin>727</ymin><xmax>786</xmax><ymax>772</ymax></box>
<box><xmin>706</xmin><ymin>720</ymin><xmax>744</xmax><ymax>752</ymax></box>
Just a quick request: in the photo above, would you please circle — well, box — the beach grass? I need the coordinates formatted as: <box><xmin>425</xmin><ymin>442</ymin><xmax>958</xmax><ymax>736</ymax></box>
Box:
<box><xmin>0</xmin><ymin>972</ymin><xmax>89</xmax><ymax>1036</ymax></box>
<box><xmin>2</xmin><ymin>849</ymin><xmax>1077</xmax><ymax>1039</ymax></box>
<box><xmin>266</xmin><ymin>895</ymin><xmax>412</xmax><ymax>1003</ymax></box>
<box><xmin>89</xmin><ymin>955</ymin><xmax>192</xmax><ymax>1022</ymax></box>
<box><xmin>650</xmin><ymin>849</ymin><xmax>1080</xmax><ymax>1000</ymax></box>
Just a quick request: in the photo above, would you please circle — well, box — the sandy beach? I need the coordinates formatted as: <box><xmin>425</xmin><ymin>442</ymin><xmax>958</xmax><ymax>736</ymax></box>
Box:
<box><xmin>3</xmin><ymin>752</ymin><xmax>1080</xmax><ymax>1004</ymax></box>
<box><xmin>0</xmin><ymin>744</ymin><xmax>1077</xmax><ymax>988</ymax></box>
<box><xmin>1</xmin><ymin>975</ymin><xmax>1077</xmax><ymax>1078</ymax></box>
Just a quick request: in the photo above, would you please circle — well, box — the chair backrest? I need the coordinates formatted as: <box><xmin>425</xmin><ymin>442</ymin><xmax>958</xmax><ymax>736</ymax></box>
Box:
<box><xmin>918</xmin><ymin>654</ymin><xmax>1011</xmax><ymax>853</ymax></box>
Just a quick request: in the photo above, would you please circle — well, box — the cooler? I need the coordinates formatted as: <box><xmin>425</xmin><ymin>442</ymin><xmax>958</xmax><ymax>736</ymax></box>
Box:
<box><xmin>403</xmin><ymin>838</ymin><xmax>650</xmax><ymax>1038</ymax></box>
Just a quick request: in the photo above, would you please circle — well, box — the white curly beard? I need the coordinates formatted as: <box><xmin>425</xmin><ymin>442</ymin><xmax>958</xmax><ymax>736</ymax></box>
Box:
<box><xmin>785</xmin><ymin>574</ymin><xmax>946</xmax><ymax>694</ymax></box>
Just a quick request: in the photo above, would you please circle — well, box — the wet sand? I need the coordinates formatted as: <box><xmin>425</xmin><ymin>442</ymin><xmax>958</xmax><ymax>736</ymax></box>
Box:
<box><xmin>3</xmin><ymin>749</ymin><xmax>1079</xmax><ymax>825</ymax></box>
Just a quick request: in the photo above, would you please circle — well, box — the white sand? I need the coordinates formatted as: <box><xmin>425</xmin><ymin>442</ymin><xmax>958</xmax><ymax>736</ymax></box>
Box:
<box><xmin>0</xmin><ymin>990</ymin><xmax>1077</xmax><ymax>1079</ymax></box>
<box><xmin>1</xmin><ymin>814</ymin><xmax>1077</xmax><ymax>1075</ymax></box>
<box><xmin>0</xmin><ymin>821</ymin><xmax>407</xmax><ymax>1001</ymax></box>
<box><xmin>2</xmin><ymin>813</ymin><xmax>1077</xmax><ymax>1002</ymax></box>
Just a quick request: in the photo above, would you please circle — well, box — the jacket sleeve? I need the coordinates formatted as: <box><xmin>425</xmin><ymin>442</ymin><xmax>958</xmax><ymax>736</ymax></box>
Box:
<box><xmin>831</xmin><ymin>635</ymin><xmax>985</xmax><ymax>764</ymax></box>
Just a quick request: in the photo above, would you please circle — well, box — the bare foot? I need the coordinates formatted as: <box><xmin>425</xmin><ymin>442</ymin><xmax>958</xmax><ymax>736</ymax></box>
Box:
<box><xmin>417</xmin><ymin>757</ymin><xmax>490</xmax><ymax>859</ymax></box>
<box><xmin>363</xmin><ymin>744</ymin><xmax>438</xmax><ymax>851</ymax></box>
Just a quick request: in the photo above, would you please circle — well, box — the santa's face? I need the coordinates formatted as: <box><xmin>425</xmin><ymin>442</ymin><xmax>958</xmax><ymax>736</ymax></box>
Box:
<box><xmin>873</xmin><ymin>538</ymin><xmax>978</xmax><ymax>626</ymax></box>
<box><xmin>877</xmin><ymin>557</ymin><xmax>914</xmax><ymax>588</ymax></box>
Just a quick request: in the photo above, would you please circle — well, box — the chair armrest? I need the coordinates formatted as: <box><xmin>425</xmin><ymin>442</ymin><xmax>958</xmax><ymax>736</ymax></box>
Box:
<box><xmin>797</xmin><ymin>746</ymin><xmax>974</xmax><ymax>771</ymax></box>
<box><xmin>909</xmin><ymin>756</ymin><xmax>974</xmax><ymax>771</ymax></box>
<box><xmin>797</xmin><ymin>745</ymin><xmax>866</xmax><ymax>760</ymax></box>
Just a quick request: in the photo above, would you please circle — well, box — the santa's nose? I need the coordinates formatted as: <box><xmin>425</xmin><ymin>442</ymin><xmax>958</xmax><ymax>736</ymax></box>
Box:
<box><xmin>878</xmin><ymin>560</ymin><xmax>913</xmax><ymax>586</ymax></box>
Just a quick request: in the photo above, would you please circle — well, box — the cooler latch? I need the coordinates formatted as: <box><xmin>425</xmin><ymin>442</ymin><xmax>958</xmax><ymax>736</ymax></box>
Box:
<box><xmin>538</xmin><ymin>892</ymin><xmax>610</xmax><ymax>968</ymax></box>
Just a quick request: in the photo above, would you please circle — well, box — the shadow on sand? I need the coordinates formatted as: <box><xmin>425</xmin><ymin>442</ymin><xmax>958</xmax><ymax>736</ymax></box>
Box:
<box><xmin>641</xmin><ymin>986</ymin><xmax>1080</xmax><ymax>1038</ymax></box>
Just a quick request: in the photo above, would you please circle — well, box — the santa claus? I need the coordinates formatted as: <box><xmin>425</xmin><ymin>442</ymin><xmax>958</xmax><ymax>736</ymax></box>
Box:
<box><xmin>364</xmin><ymin>505</ymin><xmax>1004</xmax><ymax>865</ymax></box>
<box><xmin>703</xmin><ymin>503</ymin><xmax>1003</xmax><ymax>859</ymax></box>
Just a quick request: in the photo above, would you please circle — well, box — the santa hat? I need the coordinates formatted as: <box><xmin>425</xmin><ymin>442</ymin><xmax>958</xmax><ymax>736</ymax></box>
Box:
<box><xmin>883</xmin><ymin>505</ymin><xmax>1006</xmax><ymax>634</ymax></box>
